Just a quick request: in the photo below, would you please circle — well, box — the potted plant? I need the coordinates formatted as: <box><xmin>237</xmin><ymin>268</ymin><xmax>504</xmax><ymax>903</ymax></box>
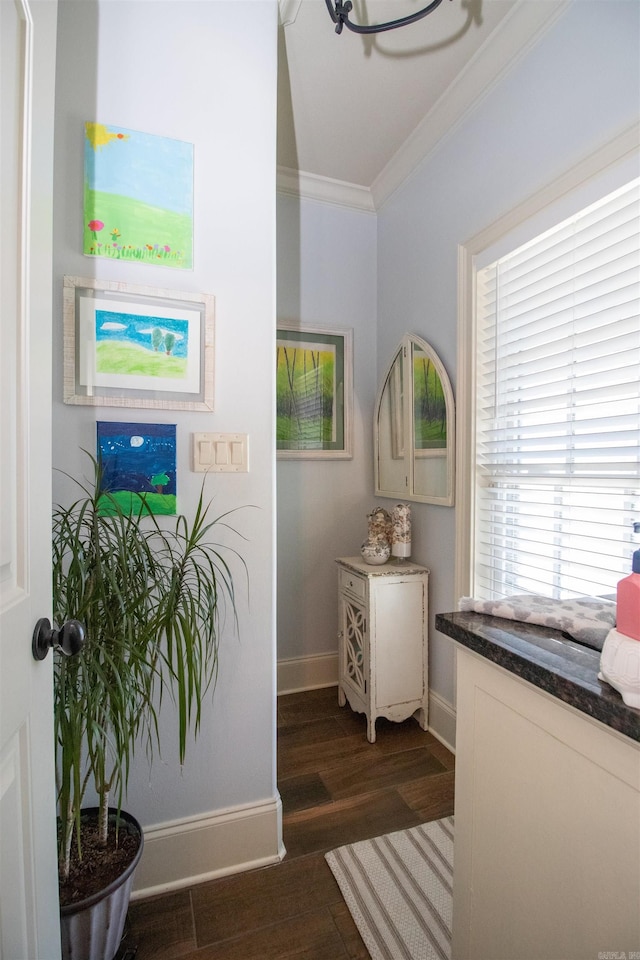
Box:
<box><xmin>51</xmin><ymin>456</ymin><xmax>245</xmax><ymax>960</ymax></box>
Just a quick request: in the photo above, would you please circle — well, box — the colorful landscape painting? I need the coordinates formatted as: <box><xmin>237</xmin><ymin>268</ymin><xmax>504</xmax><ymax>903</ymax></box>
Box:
<box><xmin>96</xmin><ymin>421</ymin><xmax>177</xmax><ymax>516</ymax></box>
<box><xmin>78</xmin><ymin>293</ymin><xmax>201</xmax><ymax>396</ymax></box>
<box><xmin>84</xmin><ymin>122</ymin><xmax>193</xmax><ymax>269</ymax></box>
<box><xmin>413</xmin><ymin>350</ymin><xmax>447</xmax><ymax>450</ymax></box>
<box><xmin>276</xmin><ymin>334</ymin><xmax>340</xmax><ymax>449</ymax></box>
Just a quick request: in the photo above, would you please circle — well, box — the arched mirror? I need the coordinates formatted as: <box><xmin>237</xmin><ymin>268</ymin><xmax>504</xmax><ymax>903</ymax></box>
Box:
<box><xmin>375</xmin><ymin>334</ymin><xmax>455</xmax><ymax>505</ymax></box>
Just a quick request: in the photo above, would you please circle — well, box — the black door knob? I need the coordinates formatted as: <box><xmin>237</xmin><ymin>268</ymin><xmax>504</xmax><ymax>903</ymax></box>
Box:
<box><xmin>32</xmin><ymin>618</ymin><xmax>85</xmax><ymax>661</ymax></box>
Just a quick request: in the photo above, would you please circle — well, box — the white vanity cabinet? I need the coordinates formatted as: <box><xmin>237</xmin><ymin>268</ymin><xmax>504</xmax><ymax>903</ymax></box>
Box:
<box><xmin>336</xmin><ymin>557</ymin><xmax>429</xmax><ymax>742</ymax></box>
<box><xmin>452</xmin><ymin>647</ymin><xmax>640</xmax><ymax>958</ymax></box>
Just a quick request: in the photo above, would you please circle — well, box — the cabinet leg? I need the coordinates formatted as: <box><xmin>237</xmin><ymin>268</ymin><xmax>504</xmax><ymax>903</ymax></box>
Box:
<box><xmin>367</xmin><ymin>717</ymin><xmax>376</xmax><ymax>743</ymax></box>
<box><xmin>338</xmin><ymin>685</ymin><xmax>346</xmax><ymax>707</ymax></box>
<box><xmin>416</xmin><ymin>706</ymin><xmax>429</xmax><ymax>731</ymax></box>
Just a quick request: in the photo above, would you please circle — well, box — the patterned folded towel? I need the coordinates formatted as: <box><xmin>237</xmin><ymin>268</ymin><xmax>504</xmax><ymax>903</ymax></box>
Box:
<box><xmin>457</xmin><ymin>594</ymin><xmax>617</xmax><ymax>651</ymax></box>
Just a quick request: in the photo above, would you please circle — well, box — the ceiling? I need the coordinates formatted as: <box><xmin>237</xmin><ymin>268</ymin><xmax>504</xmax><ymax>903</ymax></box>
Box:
<box><xmin>277</xmin><ymin>0</ymin><xmax>566</xmax><ymax>207</ymax></box>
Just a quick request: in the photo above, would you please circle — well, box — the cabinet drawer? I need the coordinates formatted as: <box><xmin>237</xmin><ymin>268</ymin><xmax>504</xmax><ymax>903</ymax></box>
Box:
<box><xmin>339</xmin><ymin>568</ymin><xmax>366</xmax><ymax>601</ymax></box>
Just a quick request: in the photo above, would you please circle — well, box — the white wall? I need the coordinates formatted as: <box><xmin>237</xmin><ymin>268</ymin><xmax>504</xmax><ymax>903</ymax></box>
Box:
<box><xmin>276</xmin><ymin>194</ymin><xmax>377</xmax><ymax>666</ymax></box>
<box><xmin>53</xmin><ymin>0</ymin><xmax>280</xmax><ymax>878</ymax></box>
<box><xmin>377</xmin><ymin>0</ymin><xmax>640</xmax><ymax>712</ymax></box>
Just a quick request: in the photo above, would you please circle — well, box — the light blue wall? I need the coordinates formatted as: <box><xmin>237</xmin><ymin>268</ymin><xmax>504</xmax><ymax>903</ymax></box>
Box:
<box><xmin>53</xmin><ymin>1</ymin><xmax>278</xmax><ymax>826</ymax></box>
<box><xmin>377</xmin><ymin>0</ymin><xmax>640</xmax><ymax>707</ymax></box>
<box><xmin>276</xmin><ymin>195</ymin><xmax>378</xmax><ymax>662</ymax></box>
<box><xmin>52</xmin><ymin>0</ymin><xmax>639</xmax><ymax>836</ymax></box>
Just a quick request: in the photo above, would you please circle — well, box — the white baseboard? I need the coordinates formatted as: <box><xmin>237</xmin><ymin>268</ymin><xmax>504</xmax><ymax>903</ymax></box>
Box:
<box><xmin>277</xmin><ymin>653</ymin><xmax>457</xmax><ymax>752</ymax></box>
<box><xmin>428</xmin><ymin>690</ymin><xmax>456</xmax><ymax>754</ymax></box>
<box><xmin>131</xmin><ymin>795</ymin><xmax>285</xmax><ymax>899</ymax></box>
<box><xmin>277</xmin><ymin>652</ymin><xmax>338</xmax><ymax>694</ymax></box>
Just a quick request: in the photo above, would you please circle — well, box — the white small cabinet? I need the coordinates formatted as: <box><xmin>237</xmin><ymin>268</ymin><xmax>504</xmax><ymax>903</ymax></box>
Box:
<box><xmin>336</xmin><ymin>557</ymin><xmax>429</xmax><ymax>742</ymax></box>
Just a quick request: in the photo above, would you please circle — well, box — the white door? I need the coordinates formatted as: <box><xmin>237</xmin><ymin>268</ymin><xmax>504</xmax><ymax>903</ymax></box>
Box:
<box><xmin>0</xmin><ymin>1</ymin><xmax>60</xmax><ymax>957</ymax></box>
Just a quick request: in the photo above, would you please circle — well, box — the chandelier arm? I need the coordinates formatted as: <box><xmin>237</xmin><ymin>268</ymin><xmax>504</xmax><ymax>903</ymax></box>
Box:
<box><xmin>324</xmin><ymin>0</ymin><xmax>447</xmax><ymax>36</ymax></box>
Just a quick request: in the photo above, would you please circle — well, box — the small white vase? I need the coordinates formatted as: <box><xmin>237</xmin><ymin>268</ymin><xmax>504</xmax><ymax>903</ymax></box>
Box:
<box><xmin>361</xmin><ymin>539</ymin><xmax>390</xmax><ymax>565</ymax></box>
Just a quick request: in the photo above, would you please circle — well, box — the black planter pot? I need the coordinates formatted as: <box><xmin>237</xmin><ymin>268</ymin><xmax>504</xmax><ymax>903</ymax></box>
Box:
<box><xmin>60</xmin><ymin>808</ymin><xmax>143</xmax><ymax>960</ymax></box>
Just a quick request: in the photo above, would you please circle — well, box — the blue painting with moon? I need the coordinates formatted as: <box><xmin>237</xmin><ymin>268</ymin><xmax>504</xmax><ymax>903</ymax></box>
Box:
<box><xmin>97</xmin><ymin>420</ymin><xmax>177</xmax><ymax>516</ymax></box>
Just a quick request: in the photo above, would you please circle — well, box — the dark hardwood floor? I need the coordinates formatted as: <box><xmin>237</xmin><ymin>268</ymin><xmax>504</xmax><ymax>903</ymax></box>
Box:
<box><xmin>120</xmin><ymin>686</ymin><xmax>455</xmax><ymax>959</ymax></box>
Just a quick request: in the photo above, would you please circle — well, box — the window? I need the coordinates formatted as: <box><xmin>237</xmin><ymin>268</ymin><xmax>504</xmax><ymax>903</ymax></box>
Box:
<box><xmin>473</xmin><ymin>178</ymin><xmax>640</xmax><ymax>601</ymax></box>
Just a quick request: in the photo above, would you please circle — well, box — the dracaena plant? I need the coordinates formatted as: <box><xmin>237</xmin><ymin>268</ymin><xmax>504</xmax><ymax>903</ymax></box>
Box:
<box><xmin>52</xmin><ymin>456</ymin><xmax>245</xmax><ymax>884</ymax></box>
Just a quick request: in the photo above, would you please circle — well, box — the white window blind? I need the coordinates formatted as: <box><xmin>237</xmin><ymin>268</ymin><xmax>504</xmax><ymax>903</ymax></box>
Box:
<box><xmin>474</xmin><ymin>177</ymin><xmax>640</xmax><ymax>601</ymax></box>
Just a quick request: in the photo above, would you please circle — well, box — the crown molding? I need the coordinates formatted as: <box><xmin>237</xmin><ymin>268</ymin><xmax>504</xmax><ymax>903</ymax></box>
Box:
<box><xmin>371</xmin><ymin>0</ymin><xmax>573</xmax><ymax>209</ymax></box>
<box><xmin>276</xmin><ymin>166</ymin><xmax>376</xmax><ymax>213</ymax></box>
<box><xmin>279</xmin><ymin>0</ymin><xmax>572</xmax><ymax>214</ymax></box>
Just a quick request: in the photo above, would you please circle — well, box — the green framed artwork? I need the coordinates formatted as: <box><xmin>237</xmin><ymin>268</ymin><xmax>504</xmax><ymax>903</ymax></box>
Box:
<box><xmin>84</xmin><ymin>122</ymin><xmax>193</xmax><ymax>270</ymax></box>
<box><xmin>276</xmin><ymin>324</ymin><xmax>353</xmax><ymax>459</ymax></box>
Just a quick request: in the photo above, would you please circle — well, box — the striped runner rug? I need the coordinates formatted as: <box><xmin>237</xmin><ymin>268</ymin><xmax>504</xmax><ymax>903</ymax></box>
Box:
<box><xmin>325</xmin><ymin>816</ymin><xmax>453</xmax><ymax>960</ymax></box>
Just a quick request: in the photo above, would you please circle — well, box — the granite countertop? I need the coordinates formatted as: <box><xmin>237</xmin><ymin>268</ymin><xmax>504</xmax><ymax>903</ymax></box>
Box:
<box><xmin>435</xmin><ymin>610</ymin><xmax>640</xmax><ymax>743</ymax></box>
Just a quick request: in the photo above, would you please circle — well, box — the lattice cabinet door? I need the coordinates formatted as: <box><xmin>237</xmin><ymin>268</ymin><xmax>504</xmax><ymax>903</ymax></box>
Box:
<box><xmin>341</xmin><ymin>596</ymin><xmax>367</xmax><ymax>699</ymax></box>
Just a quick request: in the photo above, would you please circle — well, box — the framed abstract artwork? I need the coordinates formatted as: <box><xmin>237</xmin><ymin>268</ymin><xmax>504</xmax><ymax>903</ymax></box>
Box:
<box><xmin>276</xmin><ymin>324</ymin><xmax>353</xmax><ymax>459</ymax></box>
<box><xmin>63</xmin><ymin>276</ymin><xmax>214</xmax><ymax>411</ymax></box>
